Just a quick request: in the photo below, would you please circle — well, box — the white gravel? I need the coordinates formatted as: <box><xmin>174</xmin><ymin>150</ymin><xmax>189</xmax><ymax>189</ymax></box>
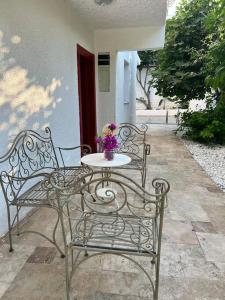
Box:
<box><xmin>183</xmin><ymin>139</ymin><xmax>225</xmax><ymax>192</ymax></box>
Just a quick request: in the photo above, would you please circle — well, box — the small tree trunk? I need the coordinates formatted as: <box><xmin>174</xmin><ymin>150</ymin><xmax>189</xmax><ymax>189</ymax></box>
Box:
<box><xmin>146</xmin><ymin>94</ymin><xmax>152</xmax><ymax>110</ymax></box>
<box><xmin>136</xmin><ymin>67</ymin><xmax>152</xmax><ymax>110</ymax></box>
<box><xmin>146</xmin><ymin>82</ymin><xmax>152</xmax><ymax>109</ymax></box>
<box><xmin>136</xmin><ymin>97</ymin><xmax>148</xmax><ymax>109</ymax></box>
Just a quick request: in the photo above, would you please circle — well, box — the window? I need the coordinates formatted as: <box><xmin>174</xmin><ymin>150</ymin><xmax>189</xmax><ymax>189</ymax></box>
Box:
<box><xmin>98</xmin><ymin>53</ymin><xmax>110</xmax><ymax>92</ymax></box>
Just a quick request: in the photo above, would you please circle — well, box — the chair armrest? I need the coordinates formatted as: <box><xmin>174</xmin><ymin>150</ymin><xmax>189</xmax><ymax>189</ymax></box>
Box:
<box><xmin>56</xmin><ymin>144</ymin><xmax>92</xmax><ymax>168</ymax></box>
<box><xmin>145</xmin><ymin>144</ymin><xmax>151</xmax><ymax>156</ymax></box>
<box><xmin>3</xmin><ymin>171</ymin><xmax>55</xmax><ymax>201</ymax></box>
<box><xmin>5</xmin><ymin>169</ymin><xmax>56</xmax><ymax>182</ymax></box>
<box><xmin>57</xmin><ymin>144</ymin><xmax>92</xmax><ymax>155</ymax></box>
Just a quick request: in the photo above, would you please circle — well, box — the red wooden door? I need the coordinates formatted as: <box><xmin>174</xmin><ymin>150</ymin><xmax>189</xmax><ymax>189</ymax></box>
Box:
<box><xmin>77</xmin><ymin>44</ymin><xmax>97</xmax><ymax>153</ymax></box>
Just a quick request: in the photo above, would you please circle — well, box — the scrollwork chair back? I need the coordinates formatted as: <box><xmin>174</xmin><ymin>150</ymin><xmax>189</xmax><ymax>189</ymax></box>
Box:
<box><xmin>116</xmin><ymin>123</ymin><xmax>150</xmax><ymax>188</ymax></box>
<box><xmin>52</xmin><ymin>170</ymin><xmax>169</xmax><ymax>300</ymax></box>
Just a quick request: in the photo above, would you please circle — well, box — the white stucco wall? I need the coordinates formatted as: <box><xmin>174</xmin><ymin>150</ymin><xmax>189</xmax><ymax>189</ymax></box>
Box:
<box><xmin>95</xmin><ymin>26</ymin><xmax>166</xmax><ymax>131</ymax></box>
<box><xmin>189</xmin><ymin>99</ymin><xmax>207</xmax><ymax>111</ymax></box>
<box><xmin>0</xmin><ymin>0</ymin><xmax>93</xmax><ymax>236</ymax></box>
<box><xmin>94</xmin><ymin>26</ymin><xmax>166</xmax><ymax>51</ymax></box>
<box><xmin>115</xmin><ymin>52</ymin><xmax>139</xmax><ymax>124</ymax></box>
<box><xmin>0</xmin><ymin>1</ymin><xmax>167</xmax><ymax>237</ymax></box>
<box><xmin>95</xmin><ymin>51</ymin><xmax>117</xmax><ymax>133</ymax></box>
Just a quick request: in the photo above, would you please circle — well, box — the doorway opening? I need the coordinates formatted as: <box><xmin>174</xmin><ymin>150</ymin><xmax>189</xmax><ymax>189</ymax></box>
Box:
<box><xmin>77</xmin><ymin>44</ymin><xmax>97</xmax><ymax>152</ymax></box>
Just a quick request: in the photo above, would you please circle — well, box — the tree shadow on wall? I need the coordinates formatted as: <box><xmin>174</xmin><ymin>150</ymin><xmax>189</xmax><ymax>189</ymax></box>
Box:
<box><xmin>0</xmin><ymin>30</ymin><xmax>62</xmax><ymax>148</ymax></box>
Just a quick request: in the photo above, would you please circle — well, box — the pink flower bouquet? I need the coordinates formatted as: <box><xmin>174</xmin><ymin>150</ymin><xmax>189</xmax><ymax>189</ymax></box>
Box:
<box><xmin>96</xmin><ymin>123</ymin><xmax>119</xmax><ymax>160</ymax></box>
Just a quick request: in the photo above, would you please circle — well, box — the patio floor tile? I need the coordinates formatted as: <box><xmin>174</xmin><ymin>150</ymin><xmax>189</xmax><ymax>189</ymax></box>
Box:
<box><xmin>26</xmin><ymin>246</ymin><xmax>57</xmax><ymax>264</ymax></box>
<box><xmin>202</xmin><ymin>205</ymin><xmax>225</xmax><ymax>235</ymax></box>
<box><xmin>185</xmin><ymin>278</ymin><xmax>225</xmax><ymax>299</ymax></box>
<box><xmin>163</xmin><ymin>219</ymin><xmax>199</xmax><ymax>244</ymax></box>
<box><xmin>168</xmin><ymin>195</ymin><xmax>211</xmax><ymax>222</ymax></box>
<box><xmin>197</xmin><ymin>232</ymin><xmax>225</xmax><ymax>263</ymax></box>
<box><xmin>77</xmin><ymin>293</ymin><xmax>149</xmax><ymax>300</ymax></box>
<box><xmin>1</xmin><ymin>263</ymin><xmax>65</xmax><ymax>300</ymax></box>
<box><xmin>0</xmin><ymin>283</ymin><xmax>10</xmax><ymax>299</ymax></box>
<box><xmin>0</xmin><ymin>124</ymin><xmax>225</xmax><ymax>299</ymax></box>
<box><xmin>98</xmin><ymin>270</ymin><xmax>152</xmax><ymax>298</ymax></box>
<box><xmin>192</xmin><ymin>221</ymin><xmax>217</xmax><ymax>233</ymax></box>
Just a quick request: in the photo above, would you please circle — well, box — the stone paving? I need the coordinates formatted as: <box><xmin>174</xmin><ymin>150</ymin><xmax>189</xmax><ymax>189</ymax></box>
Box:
<box><xmin>0</xmin><ymin>124</ymin><xmax>225</xmax><ymax>299</ymax></box>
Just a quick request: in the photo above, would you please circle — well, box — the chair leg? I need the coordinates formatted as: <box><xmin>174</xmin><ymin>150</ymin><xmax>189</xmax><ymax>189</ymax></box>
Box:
<box><xmin>57</xmin><ymin>198</ymin><xmax>71</xmax><ymax>298</ymax></box>
<box><xmin>154</xmin><ymin>257</ymin><xmax>160</xmax><ymax>300</ymax></box>
<box><xmin>142</xmin><ymin>167</ymin><xmax>146</xmax><ymax>188</ymax></box>
<box><xmin>151</xmin><ymin>252</ymin><xmax>156</xmax><ymax>264</ymax></box>
<box><xmin>65</xmin><ymin>248</ymin><xmax>70</xmax><ymax>300</ymax></box>
<box><xmin>6</xmin><ymin>205</ymin><xmax>13</xmax><ymax>252</ymax></box>
<box><xmin>51</xmin><ymin>209</ymin><xmax>65</xmax><ymax>258</ymax></box>
<box><xmin>141</xmin><ymin>168</ymin><xmax>147</xmax><ymax>204</ymax></box>
<box><xmin>66</xmin><ymin>203</ymin><xmax>73</xmax><ymax>241</ymax></box>
<box><xmin>151</xmin><ymin>219</ymin><xmax>157</xmax><ymax>264</ymax></box>
<box><xmin>16</xmin><ymin>206</ymin><xmax>20</xmax><ymax>236</ymax></box>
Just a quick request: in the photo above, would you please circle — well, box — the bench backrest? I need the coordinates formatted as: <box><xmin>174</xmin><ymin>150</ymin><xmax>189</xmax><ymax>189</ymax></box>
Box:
<box><xmin>0</xmin><ymin>127</ymin><xmax>59</xmax><ymax>202</ymax></box>
<box><xmin>116</xmin><ymin>123</ymin><xmax>148</xmax><ymax>157</ymax></box>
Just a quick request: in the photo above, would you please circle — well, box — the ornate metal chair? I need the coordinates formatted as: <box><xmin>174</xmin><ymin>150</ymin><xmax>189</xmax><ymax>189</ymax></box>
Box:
<box><xmin>51</xmin><ymin>170</ymin><xmax>169</xmax><ymax>300</ymax></box>
<box><xmin>0</xmin><ymin>127</ymin><xmax>90</xmax><ymax>255</ymax></box>
<box><xmin>115</xmin><ymin>123</ymin><xmax>151</xmax><ymax>188</ymax></box>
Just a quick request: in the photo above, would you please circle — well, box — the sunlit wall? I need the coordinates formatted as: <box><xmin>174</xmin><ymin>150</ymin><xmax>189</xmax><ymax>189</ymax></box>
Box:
<box><xmin>0</xmin><ymin>0</ymin><xmax>94</xmax><ymax>236</ymax></box>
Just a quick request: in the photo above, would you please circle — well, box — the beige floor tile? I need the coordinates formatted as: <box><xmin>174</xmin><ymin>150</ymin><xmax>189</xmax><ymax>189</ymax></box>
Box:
<box><xmin>0</xmin><ymin>283</ymin><xmax>10</xmax><ymax>298</ymax></box>
<box><xmin>203</xmin><ymin>206</ymin><xmax>225</xmax><ymax>235</ymax></box>
<box><xmin>98</xmin><ymin>270</ymin><xmax>152</xmax><ymax>298</ymax></box>
<box><xmin>1</xmin><ymin>263</ymin><xmax>65</xmax><ymax>299</ymax></box>
<box><xmin>1</xmin><ymin>124</ymin><xmax>225</xmax><ymax>299</ymax></box>
<box><xmin>163</xmin><ymin>219</ymin><xmax>199</xmax><ymax>244</ymax></box>
<box><xmin>197</xmin><ymin>233</ymin><xmax>225</xmax><ymax>263</ymax></box>
<box><xmin>192</xmin><ymin>221</ymin><xmax>217</xmax><ymax>234</ymax></box>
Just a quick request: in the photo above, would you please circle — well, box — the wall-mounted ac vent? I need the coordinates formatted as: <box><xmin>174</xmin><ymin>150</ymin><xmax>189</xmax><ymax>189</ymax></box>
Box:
<box><xmin>98</xmin><ymin>53</ymin><xmax>110</xmax><ymax>66</ymax></box>
<box><xmin>98</xmin><ymin>53</ymin><xmax>110</xmax><ymax>92</ymax></box>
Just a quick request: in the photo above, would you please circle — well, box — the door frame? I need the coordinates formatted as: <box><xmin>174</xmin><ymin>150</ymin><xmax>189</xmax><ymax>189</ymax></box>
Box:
<box><xmin>77</xmin><ymin>44</ymin><xmax>97</xmax><ymax>152</ymax></box>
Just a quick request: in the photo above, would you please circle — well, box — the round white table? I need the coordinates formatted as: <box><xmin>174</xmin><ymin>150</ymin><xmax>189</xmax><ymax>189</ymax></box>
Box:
<box><xmin>81</xmin><ymin>153</ymin><xmax>131</xmax><ymax>198</ymax></box>
<box><xmin>80</xmin><ymin>153</ymin><xmax>131</xmax><ymax>168</ymax></box>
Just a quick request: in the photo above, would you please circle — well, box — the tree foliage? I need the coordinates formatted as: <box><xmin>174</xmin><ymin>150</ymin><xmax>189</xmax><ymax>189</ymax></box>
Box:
<box><xmin>177</xmin><ymin>0</ymin><xmax>225</xmax><ymax>144</ymax></box>
<box><xmin>151</xmin><ymin>0</ymin><xmax>215</xmax><ymax>107</ymax></box>
<box><xmin>205</xmin><ymin>0</ymin><xmax>225</xmax><ymax>98</ymax></box>
<box><xmin>148</xmin><ymin>0</ymin><xmax>225</xmax><ymax>144</ymax></box>
<box><xmin>180</xmin><ymin>100</ymin><xmax>225</xmax><ymax>144</ymax></box>
<box><xmin>138</xmin><ymin>51</ymin><xmax>156</xmax><ymax>69</ymax></box>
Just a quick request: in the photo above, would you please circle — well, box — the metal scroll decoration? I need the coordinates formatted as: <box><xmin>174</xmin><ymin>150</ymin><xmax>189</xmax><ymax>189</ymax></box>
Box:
<box><xmin>52</xmin><ymin>170</ymin><xmax>170</xmax><ymax>255</ymax></box>
<box><xmin>50</xmin><ymin>170</ymin><xmax>170</xmax><ymax>299</ymax></box>
<box><xmin>0</xmin><ymin>127</ymin><xmax>58</xmax><ymax>202</ymax></box>
<box><xmin>116</xmin><ymin>123</ymin><xmax>147</xmax><ymax>156</ymax></box>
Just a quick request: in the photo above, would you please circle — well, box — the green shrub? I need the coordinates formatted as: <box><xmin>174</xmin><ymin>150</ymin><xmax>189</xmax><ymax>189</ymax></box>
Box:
<box><xmin>179</xmin><ymin>99</ymin><xmax>225</xmax><ymax>144</ymax></box>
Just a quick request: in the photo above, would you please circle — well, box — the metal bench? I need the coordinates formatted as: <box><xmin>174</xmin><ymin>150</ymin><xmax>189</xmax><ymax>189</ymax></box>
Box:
<box><xmin>115</xmin><ymin>123</ymin><xmax>151</xmax><ymax>188</ymax></box>
<box><xmin>0</xmin><ymin>127</ymin><xmax>91</xmax><ymax>255</ymax></box>
<box><xmin>51</xmin><ymin>170</ymin><xmax>169</xmax><ymax>300</ymax></box>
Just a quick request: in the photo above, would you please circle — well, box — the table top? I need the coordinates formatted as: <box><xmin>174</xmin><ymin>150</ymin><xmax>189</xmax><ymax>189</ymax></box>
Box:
<box><xmin>81</xmin><ymin>153</ymin><xmax>131</xmax><ymax>168</ymax></box>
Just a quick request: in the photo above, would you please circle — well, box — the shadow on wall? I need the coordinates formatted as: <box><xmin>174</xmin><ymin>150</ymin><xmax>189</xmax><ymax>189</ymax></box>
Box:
<box><xmin>0</xmin><ymin>30</ymin><xmax>62</xmax><ymax>149</ymax></box>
